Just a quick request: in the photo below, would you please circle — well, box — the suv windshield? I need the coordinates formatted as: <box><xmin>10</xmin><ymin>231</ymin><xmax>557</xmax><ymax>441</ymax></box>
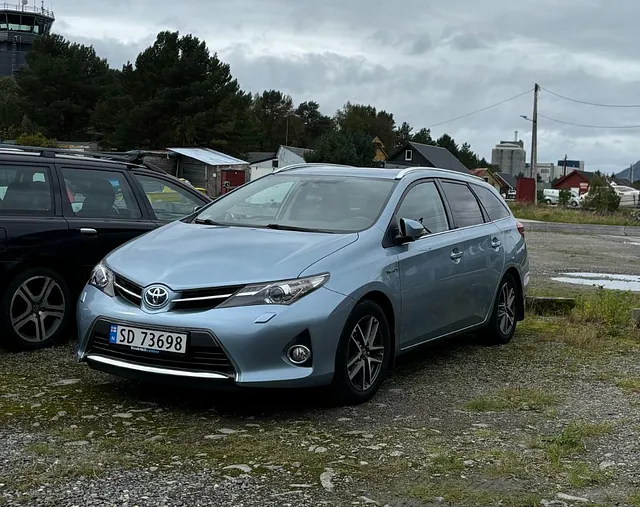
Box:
<box><xmin>194</xmin><ymin>174</ymin><xmax>395</xmax><ymax>232</ymax></box>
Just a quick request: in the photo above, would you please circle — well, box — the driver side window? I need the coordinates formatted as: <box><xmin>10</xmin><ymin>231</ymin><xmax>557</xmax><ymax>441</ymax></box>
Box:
<box><xmin>397</xmin><ymin>181</ymin><xmax>449</xmax><ymax>234</ymax></box>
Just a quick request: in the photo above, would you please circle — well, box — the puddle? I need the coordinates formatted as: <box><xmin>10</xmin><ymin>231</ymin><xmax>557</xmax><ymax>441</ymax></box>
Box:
<box><xmin>551</xmin><ymin>272</ymin><xmax>640</xmax><ymax>291</ymax></box>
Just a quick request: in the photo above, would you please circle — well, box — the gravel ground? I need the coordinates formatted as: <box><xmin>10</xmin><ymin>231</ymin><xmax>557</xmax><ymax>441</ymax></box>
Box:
<box><xmin>1</xmin><ymin>232</ymin><xmax>640</xmax><ymax>507</ymax></box>
<box><xmin>525</xmin><ymin>231</ymin><xmax>640</xmax><ymax>294</ymax></box>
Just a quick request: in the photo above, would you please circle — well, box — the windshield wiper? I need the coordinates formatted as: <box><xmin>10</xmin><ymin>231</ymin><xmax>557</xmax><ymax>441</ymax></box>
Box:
<box><xmin>264</xmin><ymin>223</ymin><xmax>329</xmax><ymax>233</ymax></box>
<box><xmin>194</xmin><ymin>218</ymin><xmax>223</xmax><ymax>226</ymax></box>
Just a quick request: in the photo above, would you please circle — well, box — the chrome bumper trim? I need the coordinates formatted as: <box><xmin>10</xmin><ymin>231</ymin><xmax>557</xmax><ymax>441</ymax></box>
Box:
<box><xmin>85</xmin><ymin>354</ymin><xmax>232</xmax><ymax>380</ymax></box>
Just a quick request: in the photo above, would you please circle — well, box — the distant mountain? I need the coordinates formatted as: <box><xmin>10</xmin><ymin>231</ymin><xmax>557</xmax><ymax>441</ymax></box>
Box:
<box><xmin>616</xmin><ymin>161</ymin><xmax>640</xmax><ymax>182</ymax></box>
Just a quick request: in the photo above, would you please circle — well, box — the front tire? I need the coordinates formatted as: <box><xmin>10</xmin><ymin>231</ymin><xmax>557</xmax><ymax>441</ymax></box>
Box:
<box><xmin>481</xmin><ymin>273</ymin><xmax>519</xmax><ymax>346</ymax></box>
<box><xmin>331</xmin><ymin>300</ymin><xmax>391</xmax><ymax>405</ymax></box>
<box><xmin>0</xmin><ymin>267</ymin><xmax>71</xmax><ymax>351</ymax></box>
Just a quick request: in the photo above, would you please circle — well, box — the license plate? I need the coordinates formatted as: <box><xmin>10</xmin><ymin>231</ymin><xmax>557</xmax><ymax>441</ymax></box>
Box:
<box><xmin>109</xmin><ymin>324</ymin><xmax>187</xmax><ymax>354</ymax></box>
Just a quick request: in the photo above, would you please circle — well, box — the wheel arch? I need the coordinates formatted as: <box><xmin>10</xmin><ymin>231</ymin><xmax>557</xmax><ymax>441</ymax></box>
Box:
<box><xmin>2</xmin><ymin>256</ymin><xmax>77</xmax><ymax>288</ymax></box>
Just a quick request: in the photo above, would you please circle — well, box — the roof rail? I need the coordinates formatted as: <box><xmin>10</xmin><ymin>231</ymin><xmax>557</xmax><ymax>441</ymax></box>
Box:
<box><xmin>273</xmin><ymin>162</ymin><xmax>355</xmax><ymax>174</ymax></box>
<box><xmin>0</xmin><ymin>144</ymin><xmax>168</xmax><ymax>174</ymax></box>
<box><xmin>394</xmin><ymin>166</ymin><xmax>484</xmax><ymax>181</ymax></box>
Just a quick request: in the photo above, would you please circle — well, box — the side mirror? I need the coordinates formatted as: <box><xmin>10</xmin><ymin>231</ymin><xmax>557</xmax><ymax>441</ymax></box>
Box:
<box><xmin>394</xmin><ymin>218</ymin><xmax>426</xmax><ymax>244</ymax></box>
<box><xmin>193</xmin><ymin>206</ymin><xmax>202</xmax><ymax>213</ymax></box>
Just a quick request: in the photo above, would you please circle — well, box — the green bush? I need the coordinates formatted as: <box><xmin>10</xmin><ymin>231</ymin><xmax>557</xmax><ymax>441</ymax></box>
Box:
<box><xmin>558</xmin><ymin>189</ymin><xmax>571</xmax><ymax>206</ymax></box>
<box><xmin>584</xmin><ymin>186</ymin><xmax>620</xmax><ymax>213</ymax></box>
<box><xmin>583</xmin><ymin>174</ymin><xmax>621</xmax><ymax>213</ymax></box>
<box><xmin>15</xmin><ymin>132</ymin><xmax>57</xmax><ymax>148</ymax></box>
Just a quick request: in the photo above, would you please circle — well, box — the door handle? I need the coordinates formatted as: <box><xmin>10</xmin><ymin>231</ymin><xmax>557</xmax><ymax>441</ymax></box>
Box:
<box><xmin>491</xmin><ymin>237</ymin><xmax>502</xmax><ymax>248</ymax></box>
<box><xmin>450</xmin><ymin>249</ymin><xmax>464</xmax><ymax>262</ymax></box>
<box><xmin>79</xmin><ymin>228</ymin><xmax>98</xmax><ymax>237</ymax></box>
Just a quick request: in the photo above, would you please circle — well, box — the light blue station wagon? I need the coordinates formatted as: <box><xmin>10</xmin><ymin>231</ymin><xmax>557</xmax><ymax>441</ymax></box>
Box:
<box><xmin>76</xmin><ymin>164</ymin><xmax>529</xmax><ymax>404</ymax></box>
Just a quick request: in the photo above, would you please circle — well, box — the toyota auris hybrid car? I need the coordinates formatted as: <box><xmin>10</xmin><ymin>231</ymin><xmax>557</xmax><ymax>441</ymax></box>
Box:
<box><xmin>76</xmin><ymin>164</ymin><xmax>529</xmax><ymax>404</ymax></box>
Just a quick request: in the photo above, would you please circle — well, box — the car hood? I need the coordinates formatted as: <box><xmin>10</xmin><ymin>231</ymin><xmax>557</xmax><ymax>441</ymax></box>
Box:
<box><xmin>106</xmin><ymin>221</ymin><xmax>358</xmax><ymax>289</ymax></box>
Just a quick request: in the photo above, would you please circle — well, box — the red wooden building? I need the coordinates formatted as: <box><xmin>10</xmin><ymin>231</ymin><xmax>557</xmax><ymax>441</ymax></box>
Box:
<box><xmin>552</xmin><ymin>170</ymin><xmax>593</xmax><ymax>194</ymax></box>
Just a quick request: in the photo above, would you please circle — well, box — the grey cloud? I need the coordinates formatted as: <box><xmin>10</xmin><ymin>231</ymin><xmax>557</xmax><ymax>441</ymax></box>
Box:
<box><xmin>406</xmin><ymin>34</ymin><xmax>432</xmax><ymax>55</ymax></box>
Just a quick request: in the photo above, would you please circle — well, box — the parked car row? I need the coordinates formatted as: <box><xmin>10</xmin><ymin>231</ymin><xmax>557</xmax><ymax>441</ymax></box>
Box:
<box><xmin>1</xmin><ymin>149</ymin><xmax>529</xmax><ymax>404</ymax></box>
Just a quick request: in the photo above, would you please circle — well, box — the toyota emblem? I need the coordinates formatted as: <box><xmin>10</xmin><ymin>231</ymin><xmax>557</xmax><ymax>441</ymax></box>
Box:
<box><xmin>144</xmin><ymin>285</ymin><xmax>170</xmax><ymax>308</ymax></box>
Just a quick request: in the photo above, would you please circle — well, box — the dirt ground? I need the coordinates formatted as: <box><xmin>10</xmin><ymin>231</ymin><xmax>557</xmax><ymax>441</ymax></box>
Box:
<box><xmin>1</xmin><ymin>232</ymin><xmax>640</xmax><ymax>507</ymax></box>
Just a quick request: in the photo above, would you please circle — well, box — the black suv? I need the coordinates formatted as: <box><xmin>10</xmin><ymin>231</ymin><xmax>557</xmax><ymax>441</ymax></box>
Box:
<box><xmin>0</xmin><ymin>145</ymin><xmax>211</xmax><ymax>351</ymax></box>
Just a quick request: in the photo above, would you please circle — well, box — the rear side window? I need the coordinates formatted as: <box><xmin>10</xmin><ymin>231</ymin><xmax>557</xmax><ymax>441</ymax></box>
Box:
<box><xmin>439</xmin><ymin>181</ymin><xmax>485</xmax><ymax>228</ymax></box>
<box><xmin>0</xmin><ymin>164</ymin><xmax>52</xmax><ymax>213</ymax></box>
<box><xmin>396</xmin><ymin>181</ymin><xmax>449</xmax><ymax>234</ymax></box>
<box><xmin>471</xmin><ymin>184</ymin><xmax>511</xmax><ymax>221</ymax></box>
<box><xmin>61</xmin><ymin>168</ymin><xmax>142</xmax><ymax>219</ymax></box>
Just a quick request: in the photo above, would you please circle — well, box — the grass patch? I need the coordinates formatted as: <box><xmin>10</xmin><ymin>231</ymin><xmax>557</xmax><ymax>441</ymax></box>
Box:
<box><xmin>628</xmin><ymin>493</ymin><xmax>640</xmax><ymax>507</ymax></box>
<box><xmin>566</xmin><ymin>461</ymin><xmax>609</xmax><ymax>488</ymax></box>
<box><xmin>572</xmin><ymin>288</ymin><xmax>639</xmax><ymax>329</ymax></box>
<box><xmin>408</xmin><ymin>480</ymin><xmax>542</xmax><ymax>507</ymax></box>
<box><xmin>615</xmin><ymin>377</ymin><xmax>640</xmax><ymax>393</ymax></box>
<box><xmin>509</xmin><ymin>202</ymin><xmax>639</xmax><ymax>227</ymax></box>
<box><xmin>542</xmin><ymin>421</ymin><xmax>612</xmax><ymax>465</ymax></box>
<box><xmin>428</xmin><ymin>453</ymin><xmax>464</xmax><ymax>474</ymax></box>
<box><xmin>465</xmin><ymin>387</ymin><xmax>559</xmax><ymax>412</ymax></box>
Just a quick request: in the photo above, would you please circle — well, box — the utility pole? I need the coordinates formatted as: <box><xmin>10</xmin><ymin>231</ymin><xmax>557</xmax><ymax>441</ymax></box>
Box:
<box><xmin>285</xmin><ymin>116</ymin><xmax>289</xmax><ymax>146</ymax></box>
<box><xmin>563</xmin><ymin>154</ymin><xmax>567</xmax><ymax>177</ymax></box>
<box><xmin>530</xmin><ymin>83</ymin><xmax>539</xmax><ymax>202</ymax></box>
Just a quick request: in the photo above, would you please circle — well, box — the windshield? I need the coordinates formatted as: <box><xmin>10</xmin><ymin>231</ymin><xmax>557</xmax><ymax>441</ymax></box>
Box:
<box><xmin>194</xmin><ymin>174</ymin><xmax>396</xmax><ymax>232</ymax></box>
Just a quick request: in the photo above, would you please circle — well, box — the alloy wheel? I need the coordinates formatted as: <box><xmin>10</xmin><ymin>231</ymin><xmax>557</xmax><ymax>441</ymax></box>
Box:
<box><xmin>10</xmin><ymin>276</ymin><xmax>66</xmax><ymax>343</ymax></box>
<box><xmin>346</xmin><ymin>315</ymin><xmax>385</xmax><ymax>392</ymax></box>
<box><xmin>497</xmin><ymin>282</ymin><xmax>516</xmax><ymax>336</ymax></box>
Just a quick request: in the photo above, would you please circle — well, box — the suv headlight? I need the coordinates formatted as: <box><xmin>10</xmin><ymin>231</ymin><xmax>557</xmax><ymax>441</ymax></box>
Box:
<box><xmin>88</xmin><ymin>261</ymin><xmax>115</xmax><ymax>297</ymax></box>
<box><xmin>218</xmin><ymin>274</ymin><xmax>329</xmax><ymax>308</ymax></box>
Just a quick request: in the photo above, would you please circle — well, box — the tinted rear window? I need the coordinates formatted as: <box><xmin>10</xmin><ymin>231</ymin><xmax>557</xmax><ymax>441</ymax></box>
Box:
<box><xmin>471</xmin><ymin>184</ymin><xmax>511</xmax><ymax>221</ymax></box>
<box><xmin>440</xmin><ymin>181</ymin><xmax>485</xmax><ymax>228</ymax></box>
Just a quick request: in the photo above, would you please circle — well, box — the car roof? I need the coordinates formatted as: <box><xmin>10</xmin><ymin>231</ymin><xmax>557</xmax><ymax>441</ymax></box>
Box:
<box><xmin>0</xmin><ymin>145</ymin><xmax>166</xmax><ymax>177</ymax></box>
<box><xmin>273</xmin><ymin>163</ymin><xmax>486</xmax><ymax>185</ymax></box>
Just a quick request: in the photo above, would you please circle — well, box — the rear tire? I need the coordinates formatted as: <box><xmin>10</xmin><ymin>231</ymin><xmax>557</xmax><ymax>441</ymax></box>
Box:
<box><xmin>480</xmin><ymin>273</ymin><xmax>519</xmax><ymax>346</ymax></box>
<box><xmin>0</xmin><ymin>267</ymin><xmax>71</xmax><ymax>351</ymax></box>
<box><xmin>331</xmin><ymin>300</ymin><xmax>391</xmax><ymax>405</ymax></box>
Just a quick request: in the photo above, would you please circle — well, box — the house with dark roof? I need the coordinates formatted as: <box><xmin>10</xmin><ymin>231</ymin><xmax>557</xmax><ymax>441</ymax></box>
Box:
<box><xmin>552</xmin><ymin>170</ymin><xmax>594</xmax><ymax>191</ymax></box>
<box><xmin>248</xmin><ymin>145</ymin><xmax>315</xmax><ymax>180</ymax></box>
<box><xmin>384</xmin><ymin>142</ymin><xmax>468</xmax><ymax>173</ymax></box>
<box><xmin>471</xmin><ymin>168</ymin><xmax>502</xmax><ymax>191</ymax></box>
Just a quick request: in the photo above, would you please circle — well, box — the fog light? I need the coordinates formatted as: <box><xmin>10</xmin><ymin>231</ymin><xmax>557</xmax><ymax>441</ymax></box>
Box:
<box><xmin>288</xmin><ymin>345</ymin><xmax>311</xmax><ymax>365</ymax></box>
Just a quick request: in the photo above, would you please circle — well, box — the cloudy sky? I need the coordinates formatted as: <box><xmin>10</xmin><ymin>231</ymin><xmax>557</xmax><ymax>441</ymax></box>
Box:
<box><xmin>50</xmin><ymin>0</ymin><xmax>640</xmax><ymax>174</ymax></box>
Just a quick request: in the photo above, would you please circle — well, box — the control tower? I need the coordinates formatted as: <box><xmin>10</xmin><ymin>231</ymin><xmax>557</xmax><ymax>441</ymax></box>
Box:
<box><xmin>0</xmin><ymin>1</ymin><xmax>54</xmax><ymax>77</ymax></box>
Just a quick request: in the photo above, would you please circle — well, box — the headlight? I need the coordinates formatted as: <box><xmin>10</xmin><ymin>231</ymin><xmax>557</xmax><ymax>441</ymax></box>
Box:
<box><xmin>88</xmin><ymin>261</ymin><xmax>115</xmax><ymax>297</ymax></box>
<box><xmin>218</xmin><ymin>274</ymin><xmax>329</xmax><ymax>308</ymax></box>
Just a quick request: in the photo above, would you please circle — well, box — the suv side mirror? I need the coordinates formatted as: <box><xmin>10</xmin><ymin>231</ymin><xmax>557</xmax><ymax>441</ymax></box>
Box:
<box><xmin>394</xmin><ymin>217</ymin><xmax>426</xmax><ymax>244</ymax></box>
<box><xmin>193</xmin><ymin>206</ymin><xmax>202</xmax><ymax>213</ymax></box>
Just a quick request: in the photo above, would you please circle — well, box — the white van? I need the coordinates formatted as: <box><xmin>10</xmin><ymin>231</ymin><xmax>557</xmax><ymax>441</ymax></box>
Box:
<box><xmin>543</xmin><ymin>188</ymin><xmax>580</xmax><ymax>207</ymax></box>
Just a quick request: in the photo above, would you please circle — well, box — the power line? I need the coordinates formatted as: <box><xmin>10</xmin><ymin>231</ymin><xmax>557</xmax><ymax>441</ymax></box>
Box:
<box><xmin>426</xmin><ymin>88</ymin><xmax>534</xmax><ymax>129</ymax></box>
<box><xmin>538</xmin><ymin>113</ymin><xmax>640</xmax><ymax>129</ymax></box>
<box><xmin>541</xmin><ymin>86</ymin><xmax>640</xmax><ymax>108</ymax></box>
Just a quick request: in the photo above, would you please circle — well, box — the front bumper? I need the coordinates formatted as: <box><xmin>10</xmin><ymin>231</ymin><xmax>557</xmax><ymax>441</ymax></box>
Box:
<box><xmin>76</xmin><ymin>285</ymin><xmax>353</xmax><ymax>389</ymax></box>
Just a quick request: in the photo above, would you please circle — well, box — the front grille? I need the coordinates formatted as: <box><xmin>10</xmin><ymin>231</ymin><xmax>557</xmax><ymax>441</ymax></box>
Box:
<box><xmin>114</xmin><ymin>275</ymin><xmax>142</xmax><ymax>307</ymax></box>
<box><xmin>172</xmin><ymin>285</ymin><xmax>242</xmax><ymax>311</ymax></box>
<box><xmin>86</xmin><ymin>320</ymin><xmax>235</xmax><ymax>377</ymax></box>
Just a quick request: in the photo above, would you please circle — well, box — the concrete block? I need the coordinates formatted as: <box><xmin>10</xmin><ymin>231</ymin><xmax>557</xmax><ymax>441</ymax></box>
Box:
<box><xmin>526</xmin><ymin>296</ymin><xmax>576</xmax><ymax>315</ymax></box>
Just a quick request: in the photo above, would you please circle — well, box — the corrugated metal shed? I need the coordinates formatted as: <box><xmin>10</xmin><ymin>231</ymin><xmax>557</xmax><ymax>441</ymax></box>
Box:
<box><xmin>167</xmin><ymin>148</ymin><xmax>247</xmax><ymax>166</ymax></box>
